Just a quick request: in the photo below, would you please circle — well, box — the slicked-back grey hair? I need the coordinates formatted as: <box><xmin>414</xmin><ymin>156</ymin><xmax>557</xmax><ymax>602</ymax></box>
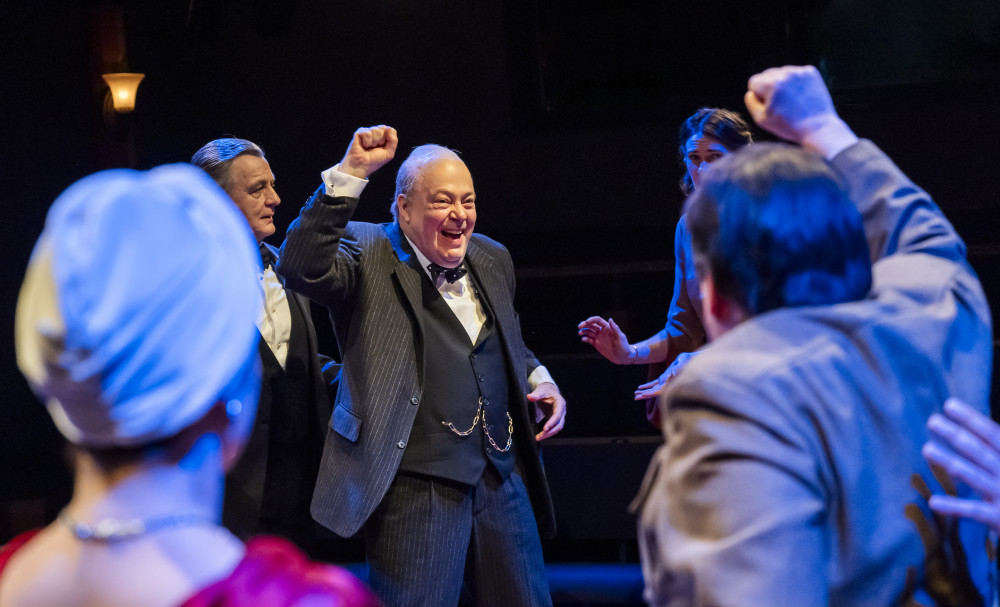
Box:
<box><xmin>191</xmin><ymin>138</ymin><xmax>265</xmax><ymax>192</ymax></box>
<box><xmin>391</xmin><ymin>144</ymin><xmax>463</xmax><ymax>221</ymax></box>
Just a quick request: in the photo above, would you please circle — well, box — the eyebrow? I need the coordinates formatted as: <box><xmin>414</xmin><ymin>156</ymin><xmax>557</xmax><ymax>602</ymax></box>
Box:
<box><xmin>430</xmin><ymin>189</ymin><xmax>475</xmax><ymax>198</ymax></box>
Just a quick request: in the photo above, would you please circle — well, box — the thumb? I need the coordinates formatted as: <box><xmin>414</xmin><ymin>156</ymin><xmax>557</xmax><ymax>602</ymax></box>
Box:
<box><xmin>527</xmin><ymin>389</ymin><xmax>551</xmax><ymax>402</ymax></box>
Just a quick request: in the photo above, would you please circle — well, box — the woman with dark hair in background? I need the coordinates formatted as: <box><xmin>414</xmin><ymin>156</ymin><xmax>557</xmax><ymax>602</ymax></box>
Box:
<box><xmin>0</xmin><ymin>164</ymin><xmax>375</xmax><ymax>607</ymax></box>
<box><xmin>578</xmin><ymin>108</ymin><xmax>753</xmax><ymax>427</ymax></box>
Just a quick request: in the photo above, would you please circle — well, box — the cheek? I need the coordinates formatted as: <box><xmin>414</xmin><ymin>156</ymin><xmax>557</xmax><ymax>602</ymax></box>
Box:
<box><xmin>419</xmin><ymin>216</ymin><xmax>441</xmax><ymax>245</ymax></box>
<box><xmin>425</xmin><ymin>210</ymin><xmax>451</xmax><ymax>230</ymax></box>
<box><xmin>237</xmin><ymin>197</ymin><xmax>263</xmax><ymax>218</ymax></box>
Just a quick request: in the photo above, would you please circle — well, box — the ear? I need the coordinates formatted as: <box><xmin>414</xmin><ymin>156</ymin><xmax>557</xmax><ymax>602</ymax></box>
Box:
<box><xmin>699</xmin><ymin>274</ymin><xmax>746</xmax><ymax>340</ymax></box>
<box><xmin>396</xmin><ymin>194</ymin><xmax>410</xmax><ymax>223</ymax></box>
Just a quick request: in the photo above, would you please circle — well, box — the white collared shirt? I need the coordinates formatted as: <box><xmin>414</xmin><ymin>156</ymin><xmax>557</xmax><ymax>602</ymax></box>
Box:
<box><xmin>256</xmin><ymin>256</ymin><xmax>292</xmax><ymax>368</ymax></box>
<box><xmin>406</xmin><ymin>236</ymin><xmax>487</xmax><ymax>345</ymax></box>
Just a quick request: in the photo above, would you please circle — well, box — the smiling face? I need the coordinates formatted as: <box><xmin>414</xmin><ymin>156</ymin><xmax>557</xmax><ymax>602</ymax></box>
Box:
<box><xmin>225</xmin><ymin>154</ymin><xmax>280</xmax><ymax>243</ymax></box>
<box><xmin>397</xmin><ymin>158</ymin><xmax>476</xmax><ymax>268</ymax></box>
<box><xmin>684</xmin><ymin>133</ymin><xmax>732</xmax><ymax>191</ymax></box>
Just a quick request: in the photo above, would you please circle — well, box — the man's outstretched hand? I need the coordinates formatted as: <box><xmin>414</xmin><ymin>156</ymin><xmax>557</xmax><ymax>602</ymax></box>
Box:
<box><xmin>529</xmin><ymin>382</ymin><xmax>566</xmax><ymax>441</ymax></box>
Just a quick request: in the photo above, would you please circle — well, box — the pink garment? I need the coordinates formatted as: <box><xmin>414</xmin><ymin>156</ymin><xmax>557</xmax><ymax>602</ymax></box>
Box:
<box><xmin>0</xmin><ymin>529</ymin><xmax>39</xmax><ymax>573</ymax></box>
<box><xmin>182</xmin><ymin>536</ymin><xmax>376</xmax><ymax>607</ymax></box>
<box><xmin>0</xmin><ymin>531</ymin><xmax>376</xmax><ymax>607</ymax></box>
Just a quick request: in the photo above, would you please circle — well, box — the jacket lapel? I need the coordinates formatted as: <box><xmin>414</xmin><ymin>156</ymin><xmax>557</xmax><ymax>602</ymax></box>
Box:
<box><xmin>385</xmin><ymin>222</ymin><xmax>424</xmax><ymax>327</ymax></box>
<box><xmin>465</xmin><ymin>241</ymin><xmax>522</xmax><ymax>379</ymax></box>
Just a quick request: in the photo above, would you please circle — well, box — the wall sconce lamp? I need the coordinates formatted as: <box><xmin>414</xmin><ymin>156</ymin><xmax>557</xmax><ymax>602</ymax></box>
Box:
<box><xmin>102</xmin><ymin>73</ymin><xmax>145</xmax><ymax>113</ymax></box>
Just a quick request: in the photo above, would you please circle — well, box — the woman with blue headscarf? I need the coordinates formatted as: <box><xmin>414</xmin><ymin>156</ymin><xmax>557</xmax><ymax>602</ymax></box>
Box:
<box><xmin>0</xmin><ymin>164</ymin><xmax>374</xmax><ymax>607</ymax></box>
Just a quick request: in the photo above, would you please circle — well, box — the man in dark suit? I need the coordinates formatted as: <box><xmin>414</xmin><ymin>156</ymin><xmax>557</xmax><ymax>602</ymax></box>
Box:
<box><xmin>278</xmin><ymin>126</ymin><xmax>566</xmax><ymax>606</ymax></box>
<box><xmin>636</xmin><ymin>66</ymin><xmax>994</xmax><ymax>605</ymax></box>
<box><xmin>191</xmin><ymin>139</ymin><xmax>334</xmax><ymax>555</ymax></box>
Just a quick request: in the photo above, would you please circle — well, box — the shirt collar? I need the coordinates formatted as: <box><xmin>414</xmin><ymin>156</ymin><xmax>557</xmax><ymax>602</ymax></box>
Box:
<box><xmin>403</xmin><ymin>234</ymin><xmax>467</xmax><ymax>293</ymax></box>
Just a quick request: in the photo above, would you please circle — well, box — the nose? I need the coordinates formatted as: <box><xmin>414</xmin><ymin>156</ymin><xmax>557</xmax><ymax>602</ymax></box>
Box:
<box><xmin>267</xmin><ymin>186</ymin><xmax>281</xmax><ymax>207</ymax></box>
<box><xmin>698</xmin><ymin>160</ymin><xmax>711</xmax><ymax>174</ymax></box>
<box><xmin>451</xmin><ymin>202</ymin><xmax>468</xmax><ymax>222</ymax></box>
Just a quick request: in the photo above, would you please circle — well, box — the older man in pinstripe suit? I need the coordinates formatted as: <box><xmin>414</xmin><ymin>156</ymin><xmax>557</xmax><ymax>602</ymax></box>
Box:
<box><xmin>279</xmin><ymin>126</ymin><xmax>566</xmax><ymax>606</ymax></box>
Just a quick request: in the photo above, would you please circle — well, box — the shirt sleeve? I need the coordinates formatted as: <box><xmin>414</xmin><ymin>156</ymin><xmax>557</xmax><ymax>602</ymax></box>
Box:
<box><xmin>528</xmin><ymin>365</ymin><xmax>555</xmax><ymax>390</ymax></box>
<box><xmin>321</xmin><ymin>164</ymin><xmax>369</xmax><ymax>199</ymax></box>
<box><xmin>662</xmin><ymin>216</ymin><xmax>707</xmax><ymax>354</ymax></box>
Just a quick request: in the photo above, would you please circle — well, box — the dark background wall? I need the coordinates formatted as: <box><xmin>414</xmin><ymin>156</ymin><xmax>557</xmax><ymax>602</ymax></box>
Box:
<box><xmin>2</xmin><ymin>0</ymin><xmax>999</xmax><ymax>543</ymax></box>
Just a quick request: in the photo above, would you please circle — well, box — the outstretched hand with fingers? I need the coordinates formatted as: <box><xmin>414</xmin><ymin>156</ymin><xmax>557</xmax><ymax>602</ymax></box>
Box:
<box><xmin>634</xmin><ymin>351</ymin><xmax>697</xmax><ymax>401</ymax></box>
<box><xmin>922</xmin><ymin>397</ymin><xmax>1000</xmax><ymax>533</ymax></box>
<box><xmin>578</xmin><ymin>316</ymin><xmax>632</xmax><ymax>365</ymax></box>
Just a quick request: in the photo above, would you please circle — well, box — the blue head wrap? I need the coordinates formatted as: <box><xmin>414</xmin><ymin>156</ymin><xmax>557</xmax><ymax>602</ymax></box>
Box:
<box><xmin>16</xmin><ymin>164</ymin><xmax>261</xmax><ymax>448</ymax></box>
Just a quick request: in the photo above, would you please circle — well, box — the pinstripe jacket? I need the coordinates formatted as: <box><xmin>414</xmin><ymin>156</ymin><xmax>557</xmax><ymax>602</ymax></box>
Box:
<box><xmin>278</xmin><ymin>187</ymin><xmax>556</xmax><ymax>539</ymax></box>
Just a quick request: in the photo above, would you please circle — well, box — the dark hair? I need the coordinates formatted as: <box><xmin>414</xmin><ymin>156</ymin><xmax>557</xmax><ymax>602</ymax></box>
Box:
<box><xmin>191</xmin><ymin>138</ymin><xmax>265</xmax><ymax>192</ymax></box>
<box><xmin>79</xmin><ymin>401</ymin><xmax>228</xmax><ymax>472</ymax></box>
<box><xmin>683</xmin><ymin>142</ymin><xmax>872</xmax><ymax>316</ymax></box>
<box><xmin>678</xmin><ymin>108</ymin><xmax>753</xmax><ymax>196</ymax></box>
<box><xmin>77</xmin><ymin>430</ymin><xmax>179</xmax><ymax>472</ymax></box>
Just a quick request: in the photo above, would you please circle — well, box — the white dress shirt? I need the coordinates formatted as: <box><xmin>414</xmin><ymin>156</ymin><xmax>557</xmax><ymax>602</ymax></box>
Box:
<box><xmin>256</xmin><ymin>255</ymin><xmax>292</xmax><ymax>369</ymax></box>
<box><xmin>406</xmin><ymin>236</ymin><xmax>487</xmax><ymax>344</ymax></box>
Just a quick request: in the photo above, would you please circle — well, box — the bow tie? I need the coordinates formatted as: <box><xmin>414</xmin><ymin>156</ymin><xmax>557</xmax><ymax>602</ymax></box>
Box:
<box><xmin>428</xmin><ymin>262</ymin><xmax>467</xmax><ymax>284</ymax></box>
<box><xmin>259</xmin><ymin>243</ymin><xmax>277</xmax><ymax>269</ymax></box>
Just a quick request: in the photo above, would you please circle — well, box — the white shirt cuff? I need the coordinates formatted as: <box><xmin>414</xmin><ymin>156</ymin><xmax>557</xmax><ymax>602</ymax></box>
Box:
<box><xmin>528</xmin><ymin>365</ymin><xmax>555</xmax><ymax>390</ymax></box>
<box><xmin>321</xmin><ymin>163</ymin><xmax>369</xmax><ymax>198</ymax></box>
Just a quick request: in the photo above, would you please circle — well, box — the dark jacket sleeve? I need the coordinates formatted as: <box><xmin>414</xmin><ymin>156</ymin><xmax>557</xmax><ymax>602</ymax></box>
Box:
<box><xmin>277</xmin><ymin>186</ymin><xmax>362</xmax><ymax>310</ymax></box>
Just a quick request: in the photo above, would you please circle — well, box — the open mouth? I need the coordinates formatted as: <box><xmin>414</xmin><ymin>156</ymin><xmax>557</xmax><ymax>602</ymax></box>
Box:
<box><xmin>441</xmin><ymin>230</ymin><xmax>464</xmax><ymax>241</ymax></box>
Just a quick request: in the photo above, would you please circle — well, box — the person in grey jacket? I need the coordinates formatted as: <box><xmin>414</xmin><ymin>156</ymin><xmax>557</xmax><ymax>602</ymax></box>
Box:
<box><xmin>636</xmin><ymin>65</ymin><xmax>993</xmax><ymax>606</ymax></box>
